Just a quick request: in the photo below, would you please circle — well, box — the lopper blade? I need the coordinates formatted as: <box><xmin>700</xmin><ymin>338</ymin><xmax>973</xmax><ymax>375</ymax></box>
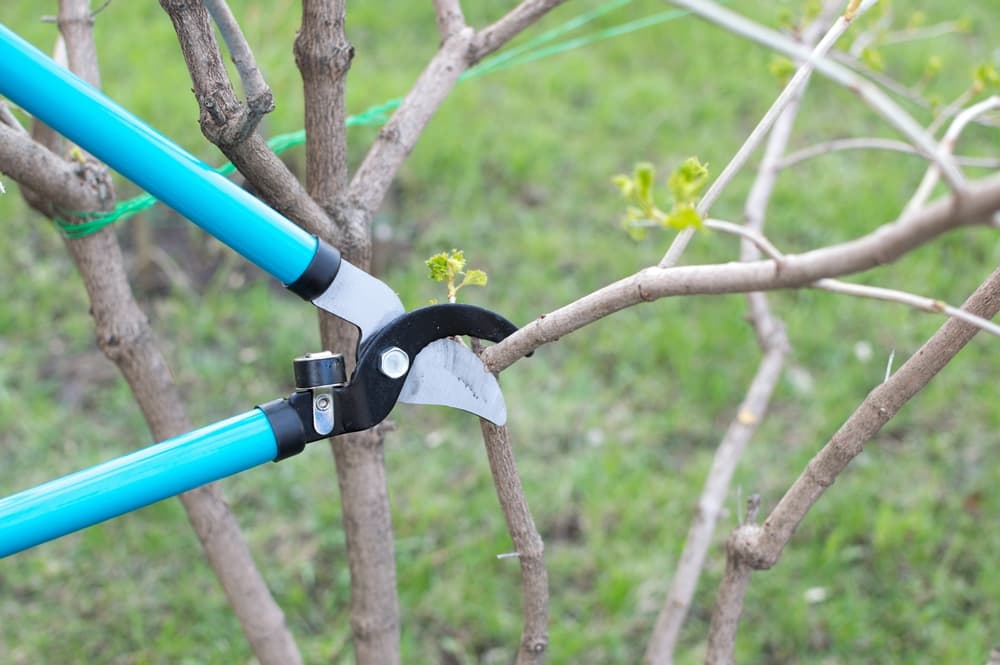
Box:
<box><xmin>398</xmin><ymin>339</ymin><xmax>507</xmax><ymax>425</ymax></box>
<box><xmin>311</xmin><ymin>260</ymin><xmax>405</xmax><ymax>344</ymax></box>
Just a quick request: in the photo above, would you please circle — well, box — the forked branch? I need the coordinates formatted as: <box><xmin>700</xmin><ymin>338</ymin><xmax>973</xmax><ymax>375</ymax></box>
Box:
<box><xmin>704</xmin><ymin>262</ymin><xmax>1000</xmax><ymax>663</ymax></box>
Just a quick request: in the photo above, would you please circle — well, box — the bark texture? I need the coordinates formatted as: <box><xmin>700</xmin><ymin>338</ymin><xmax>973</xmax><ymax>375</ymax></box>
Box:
<box><xmin>21</xmin><ymin>4</ymin><xmax>303</xmax><ymax>664</ymax></box>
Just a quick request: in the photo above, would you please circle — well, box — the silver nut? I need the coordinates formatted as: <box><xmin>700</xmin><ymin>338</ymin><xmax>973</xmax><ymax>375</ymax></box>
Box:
<box><xmin>379</xmin><ymin>346</ymin><xmax>410</xmax><ymax>379</ymax></box>
<box><xmin>315</xmin><ymin>395</ymin><xmax>332</xmax><ymax>410</ymax></box>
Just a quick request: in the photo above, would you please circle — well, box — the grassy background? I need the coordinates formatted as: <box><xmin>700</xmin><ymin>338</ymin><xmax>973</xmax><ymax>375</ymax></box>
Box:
<box><xmin>1</xmin><ymin>1</ymin><xmax>999</xmax><ymax>663</ymax></box>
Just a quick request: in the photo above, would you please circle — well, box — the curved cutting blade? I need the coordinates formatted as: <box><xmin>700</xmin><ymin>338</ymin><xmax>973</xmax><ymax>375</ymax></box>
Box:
<box><xmin>398</xmin><ymin>339</ymin><xmax>507</xmax><ymax>425</ymax></box>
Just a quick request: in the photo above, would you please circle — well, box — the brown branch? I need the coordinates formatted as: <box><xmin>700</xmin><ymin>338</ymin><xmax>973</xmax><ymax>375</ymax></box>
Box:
<box><xmin>348</xmin><ymin>0</ymin><xmax>566</xmax><ymax>221</ymax></box>
<box><xmin>160</xmin><ymin>0</ymin><xmax>335</xmax><ymax>239</ymax></box>
<box><xmin>347</xmin><ymin>27</ymin><xmax>474</xmax><ymax>218</ymax></box>
<box><xmin>480</xmin><ymin>421</ymin><xmax>549</xmax><ymax>665</ymax></box>
<box><xmin>15</xmin><ymin>4</ymin><xmax>305</xmax><ymax>665</ymax></box>
<box><xmin>469</xmin><ymin>0</ymin><xmax>569</xmax><ymax>62</ymax></box>
<box><xmin>295</xmin><ymin>0</ymin><xmax>352</xmax><ymax>213</ymax></box>
<box><xmin>202</xmin><ymin>0</ymin><xmax>275</xmax><ymax>120</ymax></box>
<box><xmin>482</xmin><ymin>173</ymin><xmax>1000</xmax><ymax>373</ymax></box>
<box><xmin>704</xmin><ymin>263</ymin><xmax>1000</xmax><ymax>663</ymax></box>
<box><xmin>643</xmin><ymin>6</ymin><xmax>828</xmax><ymax>646</ymax></box>
<box><xmin>433</xmin><ymin>0</ymin><xmax>467</xmax><ymax>41</ymax></box>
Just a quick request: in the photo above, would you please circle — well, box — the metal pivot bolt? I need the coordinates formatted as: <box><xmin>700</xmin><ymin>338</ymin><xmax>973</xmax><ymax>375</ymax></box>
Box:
<box><xmin>379</xmin><ymin>347</ymin><xmax>410</xmax><ymax>379</ymax></box>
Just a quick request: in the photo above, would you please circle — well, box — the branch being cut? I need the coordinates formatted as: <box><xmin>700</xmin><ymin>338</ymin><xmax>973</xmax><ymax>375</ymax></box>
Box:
<box><xmin>703</xmin><ymin>262</ymin><xmax>1000</xmax><ymax>662</ymax></box>
<box><xmin>481</xmin><ymin>421</ymin><xmax>549</xmax><ymax>665</ymax></box>
<box><xmin>482</xmin><ymin>173</ymin><xmax>1000</xmax><ymax>373</ymax></box>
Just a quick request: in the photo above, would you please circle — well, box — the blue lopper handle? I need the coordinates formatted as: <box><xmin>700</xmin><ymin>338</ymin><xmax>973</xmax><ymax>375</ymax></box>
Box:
<box><xmin>0</xmin><ymin>410</ymin><xmax>279</xmax><ymax>558</ymax></box>
<box><xmin>0</xmin><ymin>23</ymin><xmax>317</xmax><ymax>285</ymax></box>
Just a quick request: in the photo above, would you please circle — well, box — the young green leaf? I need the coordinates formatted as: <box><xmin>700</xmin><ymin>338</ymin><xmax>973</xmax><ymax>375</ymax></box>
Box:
<box><xmin>667</xmin><ymin>157</ymin><xmax>709</xmax><ymax>207</ymax></box>
<box><xmin>425</xmin><ymin>249</ymin><xmax>488</xmax><ymax>302</ymax></box>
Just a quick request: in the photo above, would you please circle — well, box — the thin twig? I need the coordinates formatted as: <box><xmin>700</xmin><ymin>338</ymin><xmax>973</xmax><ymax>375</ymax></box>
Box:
<box><xmin>202</xmin><ymin>0</ymin><xmax>274</xmax><ymax>118</ymax></box>
<box><xmin>905</xmin><ymin>96</ymin><xmax>1000</xmax><ymax>214</ymax></box>
<box><xmin>779</xmin><ymin>138</ymin><xmax>1000</xmax><ymax>171</ymax></box>
<box><xmin>705</xmin><ymin>218</ymin><xmax>1000</xmax><ymax>339</ymax></box>
<box><xmin>668</xmin><ymin>0</ymin><xmax>966</xmax><ymax>191</ymax></box>
<box><xmin>739</xmin><ymin>262</ymin><xmax>1000</xmax><ymax>570</ymax></box>
<box><xmin>482</xmin><ymin>173</ymin><xmax>1000</xmax><ymax>373</ymax></box>
<box><xmin>658</xmin><ymin>0</ymin><xmax>877</xmax><ymax>269</ymax></box>
<box><xmin>815</xmin><ymin>278</ymin><xmax>1000</xmax><ymax>338</ymax></box>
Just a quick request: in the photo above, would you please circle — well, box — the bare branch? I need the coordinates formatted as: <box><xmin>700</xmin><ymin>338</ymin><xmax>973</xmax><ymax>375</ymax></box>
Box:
<box><xmin>668</xmin><ymin>0</ymin><xmax>966</xmax><ymax>190</ymax></box>
<box><xmin>295</xmin><ymin>0</ymin><xmax>352</xmax><ymax>213</ymax></box>
<box><xmin>433</xmin><ymin>0</ymin><xmax>467</xmax><ymax>41</ymax></box>
<box><xmin>348</xmin><ymin>27</ymin><xmax>475</xmax><ymax>217</ymax></box>
<box><xmin>469</xmin><ymin>0</ymin><xmax>569</xmax><ymax>62</ymax></box>
<box><xmin>704</xmin><ymin>222</ymin><xmax>1000</xmax><ymax>338</ymax></box>
<box><xmin>704</xmin><ymin>521</ymin><xmax>758</xmax><ymax>665</ymax></box>
<box><xmin>0</xmin><ymin>101</ymin><xmax>26</xmax><ymax>133</ymax></box>
<box><xmin>348</xmin><ymin>0</ymin><xmax>566</xmax><ymax>221</ymax></box>
<box><xmin>905</xmin><ymin>96</ymin><xmax>1000</xmax><ymax>214</ymax></box>
<box><xmin>879</xmin><ymin>21</ymin><xmax>966</xmax><ymax>47</ymax></box>
<box><xmin>0</xmin><ymin>122</ymin><xmax>103</xmax><ymax>210</ymax></box>
<box><xmin>780</xmin><ymin>137</ymin><xmax>1000</xmax><ymax>171</ymax></box>
<box><xmin>704</xmin><ymin>264</ymin><xmax>1000</xmax><ymax>663</ymax></box>
<box><xmin>203</xmin><ymin>0</ymin><xmax>275</xmax><ymax>118</ymax></box>
<box><xmin>482</xmin><ymin>174</ymin><xmax>1000</xmax><ymax>373</ymax></box>
<box><xmin>738</xmin><ymin>261</ymin><xmax>1000</xmax><ymax>571</ymax></box>
<box><xmin>480</xmin><ymin>421</ymin><xmax>549</xmax><ymax>665</ymax></box>
<box><xmin>161</xmin><ymin>0</ymin><xmax>335</xmax><ymax>239</ymax></box>
<box><xmin>814</xmin><ymin>278</ymin><xmax>1000</xmax><ymax>338</ymax></box>
<box><xmin>659</xmin><ymin>0</ymin><xmax>873</xmax><ymax>268</ymax></box>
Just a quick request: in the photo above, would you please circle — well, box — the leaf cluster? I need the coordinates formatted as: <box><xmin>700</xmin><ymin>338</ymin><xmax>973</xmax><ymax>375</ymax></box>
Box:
<box><xmin>425</xmin><ymin>249</ymin><xmax>488</xmax><ymax>303</ymax></box>
<box><xmin>612</xmin><ymin>158</ymin><xmax>709</xmax><ymax>240</ymax></box>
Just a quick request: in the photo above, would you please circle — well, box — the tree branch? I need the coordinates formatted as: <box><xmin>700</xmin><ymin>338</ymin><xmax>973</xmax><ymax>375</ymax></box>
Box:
<box><xmin>780</xmin><ymin>138</ymin><xmax>1000</xmax><ymax>171</ymax></box>
<box><xmin>703</xmin><ymin>262</ymin><xmax>1000</xmax><ymax>663</ymax></box>
<box><xmin>203</xmin><ymin>0</ymin><xmax>275</xmax><ymax>121</ymax></box>
<box><xmin>481</xmin><ymin>421</ymin><xmax>549</xmax><ymax>665</ymax></box>
<box><xmin>658</xmin><ymin>0</ymin><xmax>871</xmax><ymax>268</ymax></box>
<box><xmin>469</xmin><ymin>0</ymin><xmax>569</xmax><ymax>62</ymax></box>
<box><xmin>760</xmin><ymin>265</ymin><xmax>1000</xmax><ymax>544</ymax></box>
<box><xmin>295</xmin><ymin>0</ymin><xmax>352</xmax><ymax>213</ymax></box>
<box><xmin>667</xmin><ymin>0</ymin><xmax>965</xmax><ymax>190</ymax></box>
<box><xmin>160</xmin><ymin>0</ymin><xmax>336</xmax><ymax>239</ymax></box>
<box><xmin>29</xmin><ymin>5</ymin><xmax>305</xmax><ymax>664</ymax></box>
<box><xmin>348</xmin><ymin>0</ymin><xmax>566</xmax><ymax>220</ymax></box>
<box><xmin>433</xmin><ymin>0</ymin><xmax>467</xmax><ymax>41</ymax></box>
<box><xmin>482</xmin><ymin>174</ymin><xmax>1000</xmax><ymax>373</ymax></box>
<box><xmin>905</xmin><ymin>96</ymin><xmax>1000</xmax><ymax>214</ymax></box>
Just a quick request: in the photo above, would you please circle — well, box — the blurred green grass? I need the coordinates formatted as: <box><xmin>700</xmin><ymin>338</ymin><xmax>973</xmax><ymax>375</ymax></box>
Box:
<box><xmin>1</xmin><ymin>1</ymin><xmax>999</xmax><ymax>664</ymax></box>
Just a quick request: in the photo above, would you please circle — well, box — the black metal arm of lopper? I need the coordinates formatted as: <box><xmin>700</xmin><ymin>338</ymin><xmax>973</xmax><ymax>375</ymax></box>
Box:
<box><xmin>259</xmin><ymin>304</ymin><xmax>518</xmax><ymax>460</ymax></box>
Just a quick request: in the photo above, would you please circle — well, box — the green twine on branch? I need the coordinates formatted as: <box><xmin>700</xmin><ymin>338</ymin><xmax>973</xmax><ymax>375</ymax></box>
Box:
<box><xmin>56</xmin><ymin>0</ymin><xmax>701</xmax><ymax>238</ymax></box>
